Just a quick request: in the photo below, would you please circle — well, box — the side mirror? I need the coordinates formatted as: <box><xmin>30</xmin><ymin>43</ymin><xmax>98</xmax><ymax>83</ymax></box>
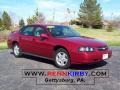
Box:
<box><xmin>40</xmin><ymin>34</ymin><xmax>49</xmax><ymax>39</ymax></box>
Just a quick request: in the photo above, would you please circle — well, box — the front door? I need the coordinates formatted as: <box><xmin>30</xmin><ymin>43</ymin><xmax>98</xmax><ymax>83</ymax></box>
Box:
<box><xmin>32</xmin><ymin>26</ymin><xmax>53</xmax><ymax>58</ymax></box>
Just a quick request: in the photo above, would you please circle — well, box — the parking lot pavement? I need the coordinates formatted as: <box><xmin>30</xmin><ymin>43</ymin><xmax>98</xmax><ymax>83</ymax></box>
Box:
<box><xmin>0</xmin><ymin>47</ymin><xmax>120</xmax><ymax>90</ymax></box>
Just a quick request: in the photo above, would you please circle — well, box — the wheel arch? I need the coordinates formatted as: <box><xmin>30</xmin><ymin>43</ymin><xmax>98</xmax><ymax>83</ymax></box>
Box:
<box><xmin>54</xmin><ymin>45</ymin><xmax>68</xmax><ymax>52</ymax></box>
<box><xmin>53</xmin><ymin>45</ymin><xmax>71</xmax><ymax>59</ymax></box>
<box><xmin>12</xmin><ymin>41</ymin><xmax>19</xmax><ymax>47</ymax></box>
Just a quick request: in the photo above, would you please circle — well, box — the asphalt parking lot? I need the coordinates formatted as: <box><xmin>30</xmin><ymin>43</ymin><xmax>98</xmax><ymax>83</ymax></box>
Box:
<box><xmin>0</xmin><ymin>47</ymin><xmax>120</xmax><ymax>90</ymax></box>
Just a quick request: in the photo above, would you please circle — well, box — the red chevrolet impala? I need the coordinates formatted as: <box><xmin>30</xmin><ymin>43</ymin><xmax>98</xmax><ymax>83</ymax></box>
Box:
<box><xmin>7</xmin><ymin>25</ymin><xmax>112</xmax><ymax>68</ymax></box>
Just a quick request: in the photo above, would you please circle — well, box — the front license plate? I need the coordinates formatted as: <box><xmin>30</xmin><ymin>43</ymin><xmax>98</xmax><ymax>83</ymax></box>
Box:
<box><xmin>103</xmin><ymin>54</ymin><xmax>108</xmax><ymax>60</ymax></box>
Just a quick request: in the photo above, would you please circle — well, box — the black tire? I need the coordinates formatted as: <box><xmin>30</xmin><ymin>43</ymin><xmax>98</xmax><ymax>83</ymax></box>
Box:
<box><xmin>13</xmin><ymin>44</ymin><xmax>22</xmax><ymax>57</ymax></box>
<box><xmin>54</xmin><ymin>48</ymin><xmax>70</xmax><ymax>69</ymax></box>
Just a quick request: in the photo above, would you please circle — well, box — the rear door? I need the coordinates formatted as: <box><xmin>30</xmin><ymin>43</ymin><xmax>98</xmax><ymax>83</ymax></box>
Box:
<box><xmin>19</xmin><ymin>26</ymin><xmax>35</xmax><ymax>53</ymax></box>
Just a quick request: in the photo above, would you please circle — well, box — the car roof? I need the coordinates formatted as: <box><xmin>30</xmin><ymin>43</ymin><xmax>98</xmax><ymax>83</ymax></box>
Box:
<box><xmin>26</xmin><ymin>24</ymin><xmax>67</xmax><ymax>27</ymax></box>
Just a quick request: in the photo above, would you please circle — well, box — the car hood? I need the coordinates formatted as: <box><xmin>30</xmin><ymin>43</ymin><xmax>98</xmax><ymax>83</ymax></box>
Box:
<box><xmin>58</xmin><ymin>36</ymin><xmax>107</xmax><ymax>47</ymax></box>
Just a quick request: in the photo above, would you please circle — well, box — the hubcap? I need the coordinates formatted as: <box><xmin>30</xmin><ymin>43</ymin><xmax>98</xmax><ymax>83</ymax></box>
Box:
<box><xmin>14</xmin><ymin>45</ymin><xmax>20</xmax><ymax>56</ymax></box>
<box><xmin>56</xmin><ymin>52</ymin><xmax>68</xmax><ymax>66</ymax></box>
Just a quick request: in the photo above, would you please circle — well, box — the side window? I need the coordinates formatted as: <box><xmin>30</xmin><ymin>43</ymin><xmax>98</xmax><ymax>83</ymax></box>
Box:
<box><xmin>21</xmin><ymin>26</ymin><xmax>34</xmax><ymax>36</ymax></box>
<box><xmin>34</xmin><ymin>27</ymin><xmax>46</xmax><ymax>37</ymax></box>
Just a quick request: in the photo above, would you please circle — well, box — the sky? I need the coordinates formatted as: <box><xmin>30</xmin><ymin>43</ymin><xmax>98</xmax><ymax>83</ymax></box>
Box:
<box><xmin>0</xmin><ymin>0</ymin><xmax>120</xmax><ymax>23</ymax></box>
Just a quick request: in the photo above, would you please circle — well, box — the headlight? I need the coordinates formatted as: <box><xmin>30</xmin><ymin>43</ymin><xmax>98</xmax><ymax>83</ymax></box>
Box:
<box><xmin>79</xmin><ymin>47</ymin><xmax>94</xmax><ymax>52</ymax></box>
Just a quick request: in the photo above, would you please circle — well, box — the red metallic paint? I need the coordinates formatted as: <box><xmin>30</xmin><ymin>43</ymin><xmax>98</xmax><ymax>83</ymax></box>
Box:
<box><xmin>7</xmin><ymin>25</ymin><xmax>112</xmax><ymax>65</ymax></box>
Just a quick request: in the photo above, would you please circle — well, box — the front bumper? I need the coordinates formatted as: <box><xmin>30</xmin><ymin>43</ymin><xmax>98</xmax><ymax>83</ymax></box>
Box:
<box><xmin>70</xmin><ymin>49</ymin><xmax>112</xmax><ymax>64</ymax></box>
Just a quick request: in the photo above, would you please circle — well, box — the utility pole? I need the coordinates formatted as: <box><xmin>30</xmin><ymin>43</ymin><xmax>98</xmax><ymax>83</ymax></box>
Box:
<box><xmin>53</xmin><ymin>8</ymin><xmax>55</xmax><ymax>24</ymax></box>
<box><xmin>73</xmin><ymin>10</ymin><xmax>76</xmax><ymax>20</ymax></box>
<box><xmin>67</xmin><ymin>8</ymin><xmax>71</xmax><ymax>25</ymax></box>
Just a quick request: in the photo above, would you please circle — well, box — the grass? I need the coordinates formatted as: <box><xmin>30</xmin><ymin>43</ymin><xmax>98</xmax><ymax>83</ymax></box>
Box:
<box><xmin>0</xmin><ymin>42</ymin><xmax>8</xmax><ymax>50</ymax></box>
<box><xmin>0</xmin><ymin>30</ymin><xmax>11</xmax><ymax>50</ymax></box>
<box><xmin>76</xmin><ymin>28</ymin><xmax>120</xmax><ymax>46</ymax></box>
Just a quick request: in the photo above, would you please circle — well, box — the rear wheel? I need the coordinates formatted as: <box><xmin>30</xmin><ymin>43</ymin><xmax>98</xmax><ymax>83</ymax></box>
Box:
<box><xmin>55</xmin><ymin>48</ymin><xmax>70</xmax><ymax>69</ymax></box>
<box><xmin>13</xmin><ymin>44</ymin><xmax>22</xmax><ymax>57</ymax></box>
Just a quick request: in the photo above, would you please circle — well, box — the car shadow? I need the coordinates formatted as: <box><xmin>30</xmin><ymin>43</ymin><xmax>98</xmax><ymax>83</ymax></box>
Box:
<box><xmin>10</xmin><ymin>52</ymin><xmax>107</xmax><ymax>70</ymax></box>
<box><xmin>22</xmin><ymin>54</ymin><xmax>55</xmax><ymax>65</ymax></box>
<box><xmin>10</xmin><ymin>52</ymin><xmax>54</xmax><ymax>65</ymax></box>
<box><xmin>70</xmin><ymin>61</ymin><xmax>107</xmax><ymax>70</ymax></box>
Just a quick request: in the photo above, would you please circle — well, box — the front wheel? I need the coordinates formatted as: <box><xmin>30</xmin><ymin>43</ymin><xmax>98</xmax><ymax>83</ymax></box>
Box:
<box><xmin>13</xmin><ymin>44</ymin><xmax>22</xmax><ymax>57</ymax></box>
<box><xmin>55</xmin><ymin>48</ymin><xmax>70</xmax><ymax>69</ymax></box>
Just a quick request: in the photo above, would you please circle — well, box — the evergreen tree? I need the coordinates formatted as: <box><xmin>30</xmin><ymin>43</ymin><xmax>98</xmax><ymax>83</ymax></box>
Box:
<box><xmin>2</xmin><ymin>11</ymin><xmax>12</xmax><ymax>30</ymax></box>
<box><xmin>0</xmin><ymin>18</ymin><xmax>3</xmax><ymax>30</ymax></box>
<box><xmin>78</xmin><ymin>0</ymin><xmax>103</xmax><ymax>28</ymax></box>
<box><xmin>0</xmin><ymin>18</ymin><xmax>2</xmax><ymax>27</ymax></box>
<box><xmin>19</xmin><ymin>19</ymin><xmax>25</xmax><ymax>28</ymax></box>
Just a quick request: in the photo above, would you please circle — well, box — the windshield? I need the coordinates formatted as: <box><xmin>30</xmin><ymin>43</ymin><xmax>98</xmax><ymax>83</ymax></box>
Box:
<box><xmin>47</xmin><ymin>26</ymin><xmax>80</xmax><ymax>37</ymax></box>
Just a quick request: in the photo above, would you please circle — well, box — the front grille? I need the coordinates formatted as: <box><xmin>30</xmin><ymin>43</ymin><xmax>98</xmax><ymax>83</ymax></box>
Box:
<box><xmin>97</xmin><ymin>46</ymin><xmax>108</xmax><ymax>51</ymax></box>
